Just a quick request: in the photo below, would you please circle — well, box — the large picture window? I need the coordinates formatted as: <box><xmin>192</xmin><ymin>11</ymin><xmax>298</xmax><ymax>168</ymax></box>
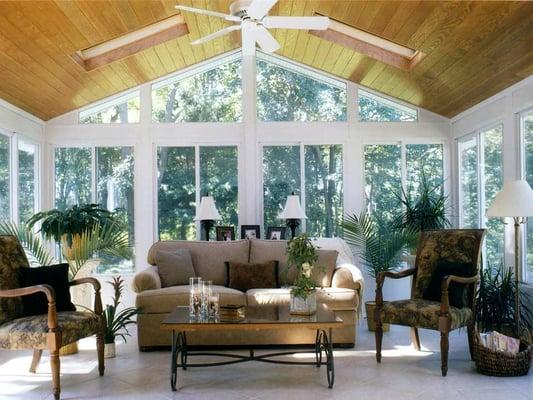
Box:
<box><xmin>152</xmin><ymin>57</ymin><xmax>242</xmax><ymax>123</ymax></box>
<box><xmin>263</xmin><ymin>144</ymin><xmax>343</xmax><ymax>237</ymax></box>
<box><xmin>458</xmin><ymin>124</ymin><xmax>504</xmax><ymax>265</ymax></box>
<box><xmin>521</xmin><ymin>111</ymin><xmax>533</xmax><ymax>282</ymax></box>
<box><xmin>364</xmin><ymin>143</ymin><xmax>444</xmax><ymax>227</ymax></box>
<box><xmin>18</xmin><ymin>140</ymin><xmax>37</xmax><ymax>224</ymax></box>
<box><xmin>358</xmin><ymin>89</ymin><xmax>418</xmax><ymax>122</ymax></box>
<box><xmin>157</xmin><ymin>146</ymin><xmax>238</xmax><ymax>240</ymax></box>
<box><xmin>79</xmin><ymin>91</ymin><xmax>140</xmax><ymax>124</ymax></box>
<box><xmin>54</xmin><ymin>146</ymin><xmax>135</xmax><ymax>273</ymax></box>
<box><xmin>257</xmin><ymin>55</ymin><xmax>347</xmax><ymax>122</ymax></box>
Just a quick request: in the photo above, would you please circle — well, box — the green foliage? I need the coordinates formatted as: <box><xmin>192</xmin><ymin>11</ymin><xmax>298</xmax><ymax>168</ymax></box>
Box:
<box><xmin>0</xmin><ymin>221</ymin><xmax>55</xmax><ymax>266</ymax></box>
<box><xmin>342</xmin><ymin>211</ymin><xmax>411</xmax><ymax>278</ymax></box>
<box><xmin>257</xmin><ymin>59</ymin><xmax>346</xmax><ymax>122</ymax></box>
<box><xmin>476</xmin><ymin>264</ymin><xmax>533</xmax><ymax>334</ymax></box>
<box><xmin>0</xmin><ymin>136</ymin><xmax>10</xmax><ymax>220</ymax></box>
<box><xmin>104</xmin><ymin>276</ymin><xmax>138</xmax><ymax>344</ymax></box>
<box><xmin>358</xmin><ymin>91</ymin><xmax>417</xmax><ymax>122</ymax></box>
<box><xmin>27</xmin><ymin>203</ymin><xmax>116</xmax><ymax>248</ymax></box>
<box><xmin>286</xmin><ymin>234</ymin><xmax>320</xmax><ymax>299</ymax></box>
<box><xmin>391</xmin><ymin>173</ymin><xmax>450</xmax><ymax>237</ymax></box>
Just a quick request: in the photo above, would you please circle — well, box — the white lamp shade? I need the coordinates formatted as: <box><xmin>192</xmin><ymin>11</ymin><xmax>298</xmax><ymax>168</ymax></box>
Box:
<box><xmin>486</xmin><ymin>180</ymin><xmax>533</xmax><ymax>218</ymax></box>
<box><xmin>278</xmin><ymin>195</ymin><xmax>307</xmax><ymax>220</ymax></box>
<box><xmin>195</xmin><ymin>196</ymin><xmax>222</xmax><ymax>221</ymax></box>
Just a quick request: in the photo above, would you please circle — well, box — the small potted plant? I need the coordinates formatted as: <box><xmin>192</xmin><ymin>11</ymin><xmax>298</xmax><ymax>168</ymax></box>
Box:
<box><xmin>286</xmin><ymin>234</ymin><xmax>320</xmax><ymax>315</ymax></box>
<box><xmin>103</xmin><ymin>276</ymin><xmax>138</xmax><ymax>358</ymax></box>
<box><xmin>342</xmin><ymin>210</ymin><xmax>411</xmax><ymax>331</ymax></box>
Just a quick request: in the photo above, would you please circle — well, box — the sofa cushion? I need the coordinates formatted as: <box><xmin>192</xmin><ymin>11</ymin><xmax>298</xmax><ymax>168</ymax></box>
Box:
<box><xmin>154</xmin><ymin>249</ymin><xmax>196</xmax><ymax>287</ymax></box>
<box><xmin>136</xmin><ymin>285</ymin><xmax>246</xmax><ymax>314</ymax></box>
<box><xmin>147</xmin><ymin>240</ymin><xmax>249</xmax><ymax>285</ymax></box>
<box><xmin>226</xmin><ymin>261</ymin><xmax>279</xmax><ymax>291</ymax></box>
<box><xmin>246</xmin><ymin>287</ymin><xmax>358</xmax><ymax>310</ymax></box>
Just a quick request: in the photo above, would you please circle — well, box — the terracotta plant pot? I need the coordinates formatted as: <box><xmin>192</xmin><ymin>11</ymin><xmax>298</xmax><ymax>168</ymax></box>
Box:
<box><xmin>365</xmin><ymin>301</ymin><xmax>390</xmax><ymax>332</ymax></box>
<box><xmin>59</xmin><ymin>341</ymin><xmax>79</xmax><ymax>356</ymax></box>
<box><xmin>104</xmin><ymin>342</ymin><xmax>116</xmax><ymax>359</ymax></box>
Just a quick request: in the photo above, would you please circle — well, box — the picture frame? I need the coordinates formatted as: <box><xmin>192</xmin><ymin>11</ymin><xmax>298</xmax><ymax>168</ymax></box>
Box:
<box><xmin>266</xmin><ymin>227</ymin><xmax>286</xmax><ymax>240</ymax></box>
<box><xmin>216</xmin><ymin>226</ymin><xmax>235</xmax><ymax>241</ymax></box>
<box><xmin>240</xmin><ymin>225</ymin><xmax>260</xmax><ymax>240</ymax></box>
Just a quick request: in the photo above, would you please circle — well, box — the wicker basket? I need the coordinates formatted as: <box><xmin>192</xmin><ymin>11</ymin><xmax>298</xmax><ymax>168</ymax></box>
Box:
<box><xmin>473</xmin><ymin>340</ymin><xmax>531</xmax><ymax>377</ymax></box>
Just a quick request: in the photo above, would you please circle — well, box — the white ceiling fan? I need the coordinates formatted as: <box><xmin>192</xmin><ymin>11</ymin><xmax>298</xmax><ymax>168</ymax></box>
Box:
<box><xmin>175</xmin><ymin>0</ymin><xmax>330</xmax><ymax>55</ymax></box>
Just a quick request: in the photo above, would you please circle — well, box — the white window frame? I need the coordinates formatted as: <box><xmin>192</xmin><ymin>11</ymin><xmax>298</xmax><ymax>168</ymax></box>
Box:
<box><xmin>519</xmin><ymin>107</ymin><xmax>533</xmax><ymax>282</ymax></box>
<box><xmin>357</xmin><ymin>88</ymin><xmax>419</xmax><ymax>122</ymax></box>
<box><xmin>153</xmin><ymin>142</ymin><xmax>241</xmax><ymax>241</ymax></box>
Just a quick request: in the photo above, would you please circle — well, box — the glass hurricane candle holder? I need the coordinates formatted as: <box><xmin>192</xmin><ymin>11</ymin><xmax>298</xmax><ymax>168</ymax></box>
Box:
<box><xmin>189</xmin><ymin>277</ymin><xmax>202</xmax><ymax>320</ymax></box>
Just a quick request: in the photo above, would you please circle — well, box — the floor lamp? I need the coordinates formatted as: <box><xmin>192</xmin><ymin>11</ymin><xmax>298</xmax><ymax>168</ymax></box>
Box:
<box><xmin>486</xmin><ymin>180</ymin><xmax>533</xmax><ymax>335</ymax></box>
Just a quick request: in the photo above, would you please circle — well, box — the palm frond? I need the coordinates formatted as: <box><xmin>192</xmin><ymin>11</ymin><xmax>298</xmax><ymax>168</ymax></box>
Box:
<box><xmin>0</xmin><ymin>221</ymin><xmax>55</xmax><ymax>266</ymax></box>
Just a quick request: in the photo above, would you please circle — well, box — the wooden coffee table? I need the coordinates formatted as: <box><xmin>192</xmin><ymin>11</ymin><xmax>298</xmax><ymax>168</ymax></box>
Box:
<box><xmin>161</xmin><ymin>304</ymin><xmax>342</xmax><ymax>390</ymax></box>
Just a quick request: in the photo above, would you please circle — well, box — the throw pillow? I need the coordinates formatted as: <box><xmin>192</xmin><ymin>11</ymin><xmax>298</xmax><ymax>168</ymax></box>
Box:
<box><xmin>155</xmin><ymin>249</ymin><xmax>196</xmax><ymax>287</ymax></box>
<box><xmin>422</xmin><ymin>259</ymin><xmax>475</xmax><ymax>308</ymax></box>
<box><xmin>225</xmin><ymin>261</ymin><xmax>279</xmax><ymax>292</ymax></box>
<box><xmin>18</xmin><ymin>264</ymin><xmax>76</xmax><ymax>316</ymax></box>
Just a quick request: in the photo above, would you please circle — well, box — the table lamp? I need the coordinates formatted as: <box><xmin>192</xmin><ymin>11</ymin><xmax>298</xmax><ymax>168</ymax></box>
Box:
<box><xmin>486</xmin><ymin>179</ymin><xmax>533</xmax><ymax>334</ymax></box>
<box><xmin>278</xmin><ymin>192</ymin><xmax>307</xmax><ymax>239</ymax></box>
<box><xmin>195</xmin><ymin>194</ymin><xmax>221</xmax><ymax>241</ymax></box>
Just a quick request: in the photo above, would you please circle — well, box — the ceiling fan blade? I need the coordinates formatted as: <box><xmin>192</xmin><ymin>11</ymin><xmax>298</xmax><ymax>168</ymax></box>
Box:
<box><xmin>254</xmin><ymin>26</ymin><xmax>280</xmax><ymax>54</ymax></box>
<box><xmin>175</xmin><ymin>5</ymin><xmax>240</xmax><ymax>22</ymax></box>
<box><xmin>247</xmin><ymin>0</ymin><xmax>278</xmax><ymax>20</ymax></box>
<box><xmin>262</xmin><ymin>16</ymin><xmax>330</xmax><ymax>30</ymax></box>
<box><xmin>191</xmin><ymin>25</ymin><xmax>242</xmax><ymax>45</ymax></box>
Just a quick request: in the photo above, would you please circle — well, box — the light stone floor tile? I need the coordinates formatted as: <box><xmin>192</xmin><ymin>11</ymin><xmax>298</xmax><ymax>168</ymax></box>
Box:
<box><xmin>1</xmin><ymin>324</ymin><xmax>531</xmax><ymax>400</ymax></box>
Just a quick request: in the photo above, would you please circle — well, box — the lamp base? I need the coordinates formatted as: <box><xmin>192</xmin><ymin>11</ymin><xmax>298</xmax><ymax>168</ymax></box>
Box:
<box><xmin>285</xmin><ymin>219</ymin><xmax>300</xmax><ymax>239</ymax></box>
<box><xmin>201</xmin><ymin>220</ymin><xmax>215</xmax><ymax>241</ymax></box>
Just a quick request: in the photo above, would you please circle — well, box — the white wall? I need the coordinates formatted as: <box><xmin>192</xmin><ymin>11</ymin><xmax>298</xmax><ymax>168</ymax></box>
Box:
<box><xmin>44</xmin><ymin>52</ymin><xmax>451</xmax><ymax>284</ymax></box>
<box><xmin>451</xmin><ymin>75</ymin><xmax>533</xmax><ymax>274</ymax></box>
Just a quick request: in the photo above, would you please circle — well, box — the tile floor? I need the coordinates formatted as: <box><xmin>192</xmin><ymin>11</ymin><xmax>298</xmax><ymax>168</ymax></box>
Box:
<box><xmin>0</xmin><ymin>323</ymin><xmax>531</xmax><ymax>400</ymax></box>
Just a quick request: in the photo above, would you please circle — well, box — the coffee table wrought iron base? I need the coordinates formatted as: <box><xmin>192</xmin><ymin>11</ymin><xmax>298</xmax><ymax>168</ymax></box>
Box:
<box><xmin>170</xmin><ymin>328</ymin><xmax>335</xmax><ymax>390</ymax></box>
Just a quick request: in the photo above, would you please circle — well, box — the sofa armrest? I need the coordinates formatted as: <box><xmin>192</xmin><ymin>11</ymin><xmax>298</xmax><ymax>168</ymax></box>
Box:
<box><xmin>132</xmin><ymin>266</ymin><xmax>161</xmax><ymax>293</ymax></box>
<box><xmin>331</xmin><ymin>263</ymin><xmax>365</xmax><ymax>316</ymax></box>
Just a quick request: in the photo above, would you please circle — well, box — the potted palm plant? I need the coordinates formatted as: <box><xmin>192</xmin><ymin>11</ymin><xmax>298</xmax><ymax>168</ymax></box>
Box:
<box><xmin>103</xmin><ymin>276</ymin><xmax>138</xmax><ymax>358</ymax></box>
<box><xmin>342</xmin><ymin>210</ymin><xmax>411</xmax><ymax>331</ymax></box>
<box><xmin>286</xmin><ymin>234</ymin><xmax>320</xmax><ymax>315</ymax></box>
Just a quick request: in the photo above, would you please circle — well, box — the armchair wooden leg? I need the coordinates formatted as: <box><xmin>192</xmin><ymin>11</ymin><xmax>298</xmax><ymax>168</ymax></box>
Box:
<box><xmin>410</xmin><ymin>328</ymin><xmax>421</xmax><ymax>351</ymax></box>
<box><xmin>375</xmin><ymin>309</ymin><xmax>383</xmax><ymax>363</ymax></box>
<box><xmin>29</xmin><ymin>349</ymin><xmax>42</xmax><ymax>373</ymax></box>
<box><xmin>50</xmin><ymin>349</ymin><xmax>61</xmax><ymax>400</ymax></box>
<box><xmin>96</xmin><ymin>331</ymin><xmax>105</xmax><ymax>377</ymax></box>
<box><xmin>440</xmin><ymin>332</ymin><xmax>449</xmax><ymax>377</ymax></box>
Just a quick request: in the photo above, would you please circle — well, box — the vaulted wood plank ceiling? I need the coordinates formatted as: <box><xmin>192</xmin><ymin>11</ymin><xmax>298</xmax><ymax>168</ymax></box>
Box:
<box><xmin>0</xmin><ymin>1</ymin><xmax>531</xmax><ymax>121</ymax></box>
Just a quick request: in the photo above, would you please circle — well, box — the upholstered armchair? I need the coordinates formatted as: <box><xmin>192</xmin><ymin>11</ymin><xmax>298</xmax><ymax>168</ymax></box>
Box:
<box><xmin>0</xmin><ymin>235</ymin><xmax>105</xmax><ymax>399</ymax></box>
<box><xmin>374</xmin><ymin>229</ymin><xmax>485</xmax><ymax>376</ymax></box>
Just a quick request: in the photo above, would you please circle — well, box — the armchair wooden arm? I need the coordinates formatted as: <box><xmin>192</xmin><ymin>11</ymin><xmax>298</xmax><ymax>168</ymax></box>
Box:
<box><xmin>69</xmin><ymin>277</ymin><xmax>103</xmax><ymax>315</ymax></box>
<box><xmin>375</xmin><ymin>268</ymin><xmax>416</xmax><ymax>306</ymax></box>
<box><xmin>0</xmin><ymin>285</ymin><xmax>58</xmax><ymax>331</ymax></box>
<box><xmin>439</xmin><ymin>275</ymin><xmax>479</xmax><ymax>330</ymax></box>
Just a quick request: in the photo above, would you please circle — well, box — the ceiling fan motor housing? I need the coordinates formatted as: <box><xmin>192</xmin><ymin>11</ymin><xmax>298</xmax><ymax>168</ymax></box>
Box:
<box><xmin>230</xmin><ymin>0</ymin><xmax>254</xmax><ymax>20</ymax></box>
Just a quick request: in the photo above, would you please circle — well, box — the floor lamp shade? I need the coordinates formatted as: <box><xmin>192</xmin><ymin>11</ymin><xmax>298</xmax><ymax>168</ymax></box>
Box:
<box><xmin>486</xmin><ymin>180</ymin><xmax>533</xmax><ymax>217</ymax></box>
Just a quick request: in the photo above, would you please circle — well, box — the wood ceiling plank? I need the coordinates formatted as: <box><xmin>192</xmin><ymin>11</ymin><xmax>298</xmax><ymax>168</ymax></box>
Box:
<box><xmin>309</xmin><ymin>1</ymin><xmax>335</xmax><ymax>68</ymax></box>
<box><xmin>290</xmin><ymin>0</ymin><xmax>316</xmax><ymax>63</ymax></box>
<box><xmin>283</xmin><ymin>0</ymin><xmax>306</xmax><ymax>59</ymax></box>
<box><xmin>367</xmin><ymin>2</ymin><xmax>401</xmax><ymax>36</ymax></box>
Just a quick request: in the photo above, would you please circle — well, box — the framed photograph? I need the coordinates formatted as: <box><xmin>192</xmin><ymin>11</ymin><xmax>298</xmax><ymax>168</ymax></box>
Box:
<box><xmin>241</xmin><ymin>225</ymin><xmax>260</xmax><ymax>240</ymax></box>
<box><xmin>216</xmin><ymin>226</ymin><xmax>235</xmax><ymax>241</ymax></box>
<box><xmin>267</xmin><ymin>227</ymin><xmax>286</xmax><ymax>240</ymax></box>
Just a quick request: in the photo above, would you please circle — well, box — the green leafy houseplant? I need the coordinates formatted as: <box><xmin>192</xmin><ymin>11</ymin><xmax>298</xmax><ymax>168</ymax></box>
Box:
<box><xmin>0</xmin><ymin>221</ymin><xmax>55</xmax><ymax>266</ymax></box>
<box><xmin>391</xmin><ymin>175</ymin><xmax>450</xmax><ymax>251</ymax></box>
<box><xmin>476</xmin><ymin>263</ymin><xmax>533</xmax><ymax>335</ymax></box>
<box><xmin>104</xmin><ymin>276</ymin><xmax>138</xmax><ymax>346</ymax></box>
<box><xmin>26</xmin><ymin>204</ymin><xmax>132</xmax><ymax>279</ymax></box>
<box><xmin>286</xmin><ymin>233</ymin><xmax>319</xmax><ymax>300</ymax></box>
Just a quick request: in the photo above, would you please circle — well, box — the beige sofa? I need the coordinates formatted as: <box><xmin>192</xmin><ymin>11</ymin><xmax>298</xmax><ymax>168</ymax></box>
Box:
<box><xmin>132</xmin><ymin>238</ymin><xmax>363</xmax><ymax>350</ymax></box>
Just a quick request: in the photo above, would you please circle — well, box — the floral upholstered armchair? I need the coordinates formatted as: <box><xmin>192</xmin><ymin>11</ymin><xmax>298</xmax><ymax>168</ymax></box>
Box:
<box><xmin>374</xmin><ymin>229</ymin><xmax>485</xmax><ymax>376</ymax></box>
<box><xmin>0</xmin><ymin>235</ymin><xmax>105</xmax><ymax>399</ymax></box>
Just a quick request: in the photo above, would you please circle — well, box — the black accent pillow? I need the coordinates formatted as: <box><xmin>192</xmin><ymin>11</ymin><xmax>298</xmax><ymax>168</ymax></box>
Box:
<box><xmin>18</xmin><ymin>264</ymin><xmax>76</xmax><ymax>316</ymax></box>
<box><xmin>224</xmin><ymin>260</ymin><xmax>279</xmax><ymax>291</ymax></box>
<box><xmin>422</xmin><ymin>260</ymin><xmax>475</xmax><ymax>308</ymax></box>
